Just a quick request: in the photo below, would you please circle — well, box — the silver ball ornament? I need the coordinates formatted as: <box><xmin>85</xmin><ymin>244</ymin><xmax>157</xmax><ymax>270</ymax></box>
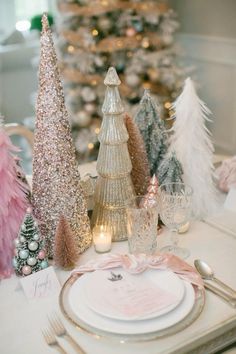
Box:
<box><xmin>94</xmin><ymin>56</ymin><xmax>104</xmax><ymax>67</ymax></box>
<box><xmin>84</xmin><ymin>103</ymin><xmax>96</xmax><ymax>114</ymax></box>
<box><xmin>28</xmin><ymin>241</ymin><xmax>39</xmax><ymax>251</ymax></box>
<box><xmin>33</xmin><ymin>234</ymin><xmax>40</xmax><ymax>241</ymax></box>
<box><xmin>19</xmin><ymin>249</ymin><xmax>29</xmax><ymax>259</ymax></box>
<box><xmin>145</xmin><ymin>14</ymin><xmax>159</xmax><ymax>25</ymax></box>
<box><xmin>20</xmin><ymin>236</ymin><xmax>26</xmax><ymax>243</ymax></box>
<box><xmin>14</xmin><ymin>239</ymin><xmax>20</xmax><ymax>248</ymax></box>
<box><xmin>126</xmin><ymin>74</ymin><xmax>141</xmax><ymax>87</ymax></box>
<box><xmin>21</xmin><ymin>225</ymin><xmax>26</xmax><ymax>232</ymax></box>
<box><xmin>162</xmin><ymin>34</ymin><xmax>173</xmax><ymax>46</ymax></box>
<box><xmin>76</xmin><ymin>111</ymin><xmax>91</xmax><ymax>127</ymax></box>
<box><xmin>98</xmin><ymin>17</ymin><xmax>112</xmax><ymax>31</ymax></box>
<box><xmin>40</xmin><ymin>260</ymin><xmax>48</xmax><ymax>269</ymax></box>
<box><xmin>27</xmin><ymin>257</ymin><xmax>37</xmax><ymax>266</ymax></box>
<box><xmin>12</xmin><ymin>258</ymin><xmax>18</xmax><ymax>268</ymax></box>
<box><xmin>81</xmin><ymin>87</ymin><xmax>96</xmax><ymax>102</ymax></box>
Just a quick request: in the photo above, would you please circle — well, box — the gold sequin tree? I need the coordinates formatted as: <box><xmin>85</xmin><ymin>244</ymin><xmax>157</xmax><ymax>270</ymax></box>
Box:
<box><xmin>91</xmin><ymin>67</ymin><xmax>135</xmax><ymax>241</ymax></box>
<box><xmin>32</xmin><ymin>14</ymin><xmax>92</xmax><ymax>258</ymax></box>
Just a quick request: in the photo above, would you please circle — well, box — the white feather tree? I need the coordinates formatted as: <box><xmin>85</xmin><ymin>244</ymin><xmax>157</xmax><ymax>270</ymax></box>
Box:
<box><xmin>169</xmin><ymin>77</ymin><xmax>218</xmax><ymax>219</ymax></box>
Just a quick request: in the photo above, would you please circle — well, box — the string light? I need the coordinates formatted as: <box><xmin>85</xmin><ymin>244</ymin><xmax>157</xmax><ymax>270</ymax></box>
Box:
<box><xmin>91</xmin><ymin>80</ymin><xmax>97</xmax><ymax>86</ymax></box>
<box><xmin>116</xmin><ymin>40</ymin><xmax>123</xmax><ymax>48</ymax></box>
<box><xmin>101</xmin><ymin>0</ymin><xmax>109</xmax><ymax>6</ymax></box>
<box><xmin>164</xmin><ymin>102</ymin><xmax>172</xmax><ymax>109</ymax></box>
<box><xmin>143</xmin><ymin>81</ymin><xmax>151</xmax><ymax>89</ymax></box>
<box><xmin>95</xmin><ymin>128</ymin><xmax>100</xmax><ymax>134</ymax></box>
<box><xmin>141</xmin><ymin>37</ymin><xmax>150</xmax><ymax>48</ymax></box>
<box><xmin>141</xmin><ymin>4</ymin><xmax>148</xmax><ymax>10</ymax></box>
<box><xmin>67</xmin><ymin>45</ymin><xmax>75</xmax><ymax>53</ymax></box>
<box><xmin>92</xmin><ymin>29</ymin><xmax>99</xmax><ymax>36</ymax></box>
<box><xmin>88</xmin><ymin>143</ymin><xmax>94</xmax><ymax>150</ymax></box>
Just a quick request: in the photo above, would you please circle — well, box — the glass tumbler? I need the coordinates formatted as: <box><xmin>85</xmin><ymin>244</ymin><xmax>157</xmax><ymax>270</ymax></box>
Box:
<box><xmin>126</xmin><ymin>196</ymin><xmax>158</xmax><ymax>255</ymax></box>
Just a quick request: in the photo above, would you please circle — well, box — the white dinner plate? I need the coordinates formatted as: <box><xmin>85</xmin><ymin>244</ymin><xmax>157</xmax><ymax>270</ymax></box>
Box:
<box><xmin>84</xmin><ymin>269</ymin><xmax>185</xmax><ymax>321</ymax></box>
<box><xmin>67</xmin><ymin>270</ymin><xmax>195</xmax><ymax>335</ymax></box>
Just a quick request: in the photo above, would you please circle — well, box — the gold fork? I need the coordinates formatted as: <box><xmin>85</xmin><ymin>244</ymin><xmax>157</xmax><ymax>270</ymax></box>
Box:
<box><xmin>42</xmin><ymin>329</ymin><xmax>67</xmax><ymax>354</ymax></box>
<box><xmin>48</xmin><ymin>314</ymin><xmax>86</xmax><ymax>354</ymax></box>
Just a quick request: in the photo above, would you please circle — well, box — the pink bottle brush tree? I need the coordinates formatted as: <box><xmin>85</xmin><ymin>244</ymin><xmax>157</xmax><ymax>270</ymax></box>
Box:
<box><xmin>0</xmin><ymin>118</ymin><xmax>29</xmax><ymax>279</ymax></box>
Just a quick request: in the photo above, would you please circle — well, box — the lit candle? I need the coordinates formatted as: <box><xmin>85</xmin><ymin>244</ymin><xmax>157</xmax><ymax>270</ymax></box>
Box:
<box><xmin>93</xmin><ymin>226</ymin><xmax>112</xmax><ymax>253</ymax></box>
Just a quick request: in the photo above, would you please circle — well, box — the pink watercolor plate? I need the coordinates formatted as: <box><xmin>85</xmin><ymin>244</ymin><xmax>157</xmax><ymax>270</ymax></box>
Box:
<box><xmin>83</xmin><ymin>269</ymin><xmax>185</xmax><ymax>321</ymax></box>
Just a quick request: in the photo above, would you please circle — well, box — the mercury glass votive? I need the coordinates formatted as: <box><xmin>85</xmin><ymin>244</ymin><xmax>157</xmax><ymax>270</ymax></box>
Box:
<box><xmin>92</xmin><ymin>225</ymin><xmax>112</xmax><ymax>253</ymax></box>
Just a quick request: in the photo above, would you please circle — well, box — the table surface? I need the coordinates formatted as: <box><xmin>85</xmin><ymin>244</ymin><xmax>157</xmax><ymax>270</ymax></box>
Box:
<box><xmin>1</xmin><ymin>216</ymin><xmax>236</xmax><ymax>354</ymax></box>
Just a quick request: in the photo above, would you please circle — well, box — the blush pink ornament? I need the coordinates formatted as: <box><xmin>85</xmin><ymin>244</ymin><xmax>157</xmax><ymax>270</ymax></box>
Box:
<box><xmin>38</xmin><ymin>250</ymin><xmax>46</xmax><ymax>260</ymax></box>
<box><xmin>22</xmin><ymin>265</ymin><xmax>32</xmax><ymax>276</ymax></box>
<box><xmin>142</xmin><ymin>175</ymin><xmax>162</xmax><ymax>234</ymax></box>
<box><xmin>215</xmin><ymin>156</ymin><xmax>236</xmax><ymax>193</ymax></box>
<box><xmin>126</xmin><ymin>27</ymin><xmax>136</xmax><ymax>37</ymax></box>
<box><xmin>0</xmin><ymin>118</ymin><xmax>28</xmax><ymax>279</ymax></box>
<box><xmin>142</xmin><ymin>174</ymin><xmax>159</xmax><ymax>208</ymax></box>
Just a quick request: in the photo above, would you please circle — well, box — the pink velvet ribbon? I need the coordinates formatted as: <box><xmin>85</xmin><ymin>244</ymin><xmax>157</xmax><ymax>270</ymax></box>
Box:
<box><xmin>72</xmin><ymin>253</ymin><xmax>204</xmax><ymax>289</ymax></box>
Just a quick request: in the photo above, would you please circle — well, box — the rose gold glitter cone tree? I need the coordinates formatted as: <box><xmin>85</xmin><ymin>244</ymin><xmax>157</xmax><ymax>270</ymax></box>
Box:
<box><xmin>91</xmin><ymin>67</ymin><xmax>135</xmax><ymax>241</ymax></box>
<box><xmin>32</xmin><ymin>14</ymin><xmax>92</xmax><ymax>258</ymax></box>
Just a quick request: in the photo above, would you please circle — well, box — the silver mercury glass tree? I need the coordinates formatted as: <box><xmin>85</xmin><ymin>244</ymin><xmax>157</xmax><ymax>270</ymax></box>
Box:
<box><xmin>91</xmin><ymin>67</ymin><xmax>135</xmax><ymax>241</ymax></box>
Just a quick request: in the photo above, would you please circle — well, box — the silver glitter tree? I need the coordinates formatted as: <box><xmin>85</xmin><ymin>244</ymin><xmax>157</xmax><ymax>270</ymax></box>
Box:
<box><xmin>91</xmin><ymin>67</ymin><xmax>135</xmax><ymax>241</ymax></box>
<box><xmin>135</xmin><ymin>90</ymin><xmax>168</xmax><ymax>177</ymax></box>
<box><xmin>32</xmin><ymin>14</ymin><xmax>92</xmax><ymax>258</ymax></box>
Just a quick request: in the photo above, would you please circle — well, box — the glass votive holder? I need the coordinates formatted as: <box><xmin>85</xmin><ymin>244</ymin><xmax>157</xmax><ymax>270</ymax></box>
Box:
<box><xmin>92</xmin><ymin>225</ymin><xmax>112</xmax><ymax>254</ymax></box>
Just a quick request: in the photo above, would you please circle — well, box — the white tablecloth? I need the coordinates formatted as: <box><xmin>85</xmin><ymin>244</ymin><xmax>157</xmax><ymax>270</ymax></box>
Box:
<box><xmin>1</xmin><ymin>218</ymin><xmax>236</xmax><ymax>354</ymax></box>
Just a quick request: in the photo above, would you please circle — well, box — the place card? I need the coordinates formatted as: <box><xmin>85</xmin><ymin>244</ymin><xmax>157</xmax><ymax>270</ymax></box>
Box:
<box><xmin>20</xmin><ymin>266</ymin><xmax>61</xmax><ymax>300</ymax></box>
<box><xmin>224</xmin><ymin>187</ymin><xmax>236</xmax><ymax>213</ymax></box>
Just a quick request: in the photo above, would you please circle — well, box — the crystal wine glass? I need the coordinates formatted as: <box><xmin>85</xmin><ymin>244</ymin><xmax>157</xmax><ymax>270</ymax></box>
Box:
<box><xmin>159</xmin><ymin>183</ymin><xmax>193</xmax><ymax>259</ymax></box>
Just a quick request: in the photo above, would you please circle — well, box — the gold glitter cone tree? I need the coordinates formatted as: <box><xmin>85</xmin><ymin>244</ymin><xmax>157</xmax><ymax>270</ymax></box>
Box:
<box><xmin>32</xmin><ymin>14</ymin><xmax>92</xmax><ymax>258</ymax></box>
<box><xmin>91</xmin><ymin>67</ymin><xmax>135</xmax><ymax>241</ymax></box>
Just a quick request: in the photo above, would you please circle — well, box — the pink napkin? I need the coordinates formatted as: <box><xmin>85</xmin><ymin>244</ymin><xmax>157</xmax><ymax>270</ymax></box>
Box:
<box><xmin>72</xmin><ymin>253</ymin><xmax>204</xmax><ymax>289</ymax></box>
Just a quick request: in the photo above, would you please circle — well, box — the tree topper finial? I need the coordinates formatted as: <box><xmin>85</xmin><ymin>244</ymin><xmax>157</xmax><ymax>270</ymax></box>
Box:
<box><xmin>104</xmin><ymin>67</ymin><xmax>121</xmax><ymax>86</ymax></box>
<box><xmin>144</xmin><ymin>89</ymin><xmax>150</xmax><ymax>97</ymax></box>
<box><xmin>41</xmin><ymin>13</ymin><xmax>49</xmax><ymax>32</ymax></box>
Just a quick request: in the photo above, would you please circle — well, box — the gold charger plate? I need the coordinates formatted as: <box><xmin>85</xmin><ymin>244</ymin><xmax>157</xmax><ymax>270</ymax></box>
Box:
<box><xmin>59</xmin><ymin>272</ymin><xmax>205</xmax><ymax>343</ymax></box>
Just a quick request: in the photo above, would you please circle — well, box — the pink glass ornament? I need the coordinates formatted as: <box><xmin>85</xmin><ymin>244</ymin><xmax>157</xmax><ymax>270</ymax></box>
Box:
<box><xmin>126</xmin><ymin>27</ymin><xmax>136</xmax><ymax>37</ymax></box>
<box><xmin>38</xmin><ymin>250</ymin><xmax>46</xmax><ymax>260</ymax></box>
<box><xmin>142</xmin><ymin>175</ymin><xmax>159</xmax><ymax>208</ymax></box>
<box><xmin>147</xmin><ymin>175</ymin><xmax>159</xmax><ymax>193</ymax></box>
<box><xmin>22</xmin><ymin>265</ymin><xmax>32</xmax><ymax>275</ymax></box>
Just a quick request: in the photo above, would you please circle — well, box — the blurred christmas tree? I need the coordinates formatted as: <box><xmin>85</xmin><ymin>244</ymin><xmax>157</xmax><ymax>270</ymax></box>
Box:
<box><xmin>56</xmin><ymin>0</ymin><xmax>186</xmax><ymax>161</ymax></box>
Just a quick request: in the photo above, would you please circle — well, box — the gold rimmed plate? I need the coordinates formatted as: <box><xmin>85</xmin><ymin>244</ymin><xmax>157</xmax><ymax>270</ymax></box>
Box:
<box><xmin>59</xmin><ymin>270</ymin><xmax>205</xmax><ymax>343</ymax></box>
